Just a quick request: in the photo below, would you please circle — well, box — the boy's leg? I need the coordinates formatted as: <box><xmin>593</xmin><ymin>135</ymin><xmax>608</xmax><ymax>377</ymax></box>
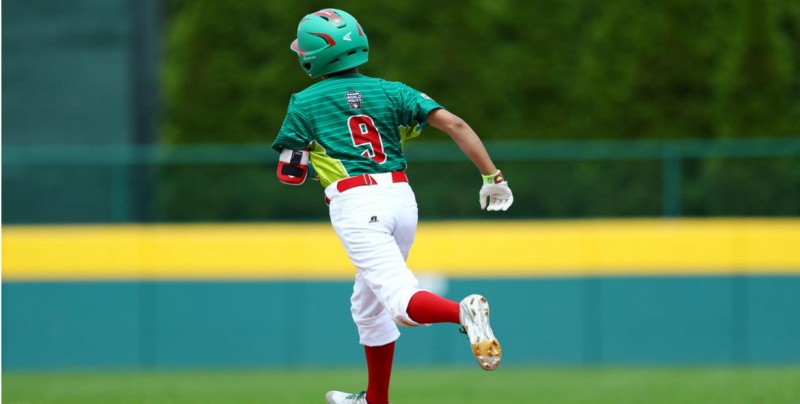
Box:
<box><xmin>406</xmin><ymin>290</ymin><xmax>502</xmax><ymax>370</ymax></box>
<box><xmin>350</xmin><ymin>273</ymin><xmax>401</xmax><ymax>346</ymax></box>
<box><xmin>331</xmin><ymin>186</ymin><xmax>424</xmax><ymax>328</ymax></box>
<box><xmin>364</xmin><ymin>342</ymin><xmax>394</xmax><ymax>404</ymax></box>
<box><xmin>405</xmin><ymin>290</ymin><xmax>460</xmax><ymax>324</ymax></box>
<box><xmin>330</xmin><ymin>187</ymin><xmax>422</xmax><ymax>403</ymax></box>
<box><xmin>350</xmin><ymin>274</ymin><xmax>398</xmax><ymax>404</ymax></box>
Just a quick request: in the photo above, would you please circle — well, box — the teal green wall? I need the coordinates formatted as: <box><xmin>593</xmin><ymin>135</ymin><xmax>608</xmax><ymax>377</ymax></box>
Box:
<box><xmin>3</xmin><ymin>276</ymin><xmax>800</xmax><ymax>370</ymax></box>
<box><xmin>4</xmin><ymin>0</ymin><xmax>132</xmax><ymax>148</ymax></box>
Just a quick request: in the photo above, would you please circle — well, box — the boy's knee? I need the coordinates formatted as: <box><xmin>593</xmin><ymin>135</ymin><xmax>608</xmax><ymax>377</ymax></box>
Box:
<box><xmin>353</xmin><ymin>312</ymin><xmax>400</xmax><ymax>347</ymax></box>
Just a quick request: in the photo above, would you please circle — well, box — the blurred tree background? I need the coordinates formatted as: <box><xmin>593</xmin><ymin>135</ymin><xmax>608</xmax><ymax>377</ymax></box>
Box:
<box><xmin>159</xmin><ymin>0</ymin><xmax>800</xmax><ymax>221</ymax></box>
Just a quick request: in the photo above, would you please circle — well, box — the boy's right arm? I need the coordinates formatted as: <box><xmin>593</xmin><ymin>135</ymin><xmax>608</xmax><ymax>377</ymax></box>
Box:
<box><xmin>273</xmin><ymin>94</ymin><xmax>314</xmax><ymax>185</ymax></box>
<box><xmin>426</xmin><ymin>109</ymin><xmax>513</xmax><ymax>211</ymax></box>
<box><xmin>276</xmin><ymin>147</ymin><xmax>310</xmax><ymax>185</ymax></box>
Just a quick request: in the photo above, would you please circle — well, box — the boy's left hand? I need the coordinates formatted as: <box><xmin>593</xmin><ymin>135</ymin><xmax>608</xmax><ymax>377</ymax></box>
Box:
<box><xmin>479</xmin><ymin>171</ymin><xmax>513</xmax><ymax>211</ymax></box>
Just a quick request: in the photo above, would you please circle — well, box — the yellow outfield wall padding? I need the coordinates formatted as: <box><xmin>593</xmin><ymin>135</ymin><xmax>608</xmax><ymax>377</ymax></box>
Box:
<box><xmin>2</xmin><ymin>219</ymin><xmax>799</xmax><ymax>280</ymax></box>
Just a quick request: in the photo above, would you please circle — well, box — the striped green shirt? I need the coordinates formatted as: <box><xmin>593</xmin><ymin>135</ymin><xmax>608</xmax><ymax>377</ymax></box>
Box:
<box><xmin>272</xmin><ymin>73</ymin><xmax>443</xmax><ymax>187</ymax></box>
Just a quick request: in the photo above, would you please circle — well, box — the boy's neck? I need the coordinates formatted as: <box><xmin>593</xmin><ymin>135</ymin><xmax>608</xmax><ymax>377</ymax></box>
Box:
<box><xmin>324</xmin><ymin>68</ymin><xmax>359</xmax><ymax>79</ymax></box>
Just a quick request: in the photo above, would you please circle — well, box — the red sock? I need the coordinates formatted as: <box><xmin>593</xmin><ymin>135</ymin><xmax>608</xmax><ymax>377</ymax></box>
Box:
<box><xmin>365</xmin><ymin>342</ymin><xmax>394</xmax><ymax>404</ymax></box>
<box><xmin>406</xmin><ymin>291</ymin><xmax>461</xmax><ymax>324</ymax></box>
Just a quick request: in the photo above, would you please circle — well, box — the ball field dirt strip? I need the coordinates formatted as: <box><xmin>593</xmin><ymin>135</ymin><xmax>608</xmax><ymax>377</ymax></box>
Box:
<box><xmin>3</xmin><ymin>367</ymin><xmax>800</xmax><ymax>403</ymax></box>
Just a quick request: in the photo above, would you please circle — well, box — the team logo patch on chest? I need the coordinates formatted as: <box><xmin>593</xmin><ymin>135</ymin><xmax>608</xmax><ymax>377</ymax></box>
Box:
<box><xmin>345</xmin><ymin>90</ymin><xmax>363</xmax><ymax>110</ymax></box>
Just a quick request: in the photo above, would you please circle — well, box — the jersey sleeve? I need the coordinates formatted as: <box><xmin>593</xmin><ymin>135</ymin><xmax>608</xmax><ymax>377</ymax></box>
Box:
<box><xmin>395</xmin><ymin>83</ymin><xmax>443</xmax><ymax>130</ymax></box>
<box><xmin>272</xmin><ymin>94</ymin><xmax>313</xmax><ymax>152</ymax></box>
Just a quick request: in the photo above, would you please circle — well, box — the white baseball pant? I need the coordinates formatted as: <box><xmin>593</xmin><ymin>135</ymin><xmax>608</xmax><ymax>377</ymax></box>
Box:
<box><xmin>327</xmin><ymin>173</ymin><xmax>425</xmax><ymax>347</ymax></box>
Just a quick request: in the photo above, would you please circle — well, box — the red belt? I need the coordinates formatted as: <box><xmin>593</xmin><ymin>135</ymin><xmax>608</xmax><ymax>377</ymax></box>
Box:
<box><xmin>326</xmin><ymin>171</ymin><xmax>408</xmax><ymax>205</ymax></box>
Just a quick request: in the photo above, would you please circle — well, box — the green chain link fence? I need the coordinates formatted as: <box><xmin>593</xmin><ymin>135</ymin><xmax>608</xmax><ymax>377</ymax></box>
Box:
<box><xmin>4</xmin><ymin>137</ymin><xmax>799</xmax><ymax>224</ymax></box>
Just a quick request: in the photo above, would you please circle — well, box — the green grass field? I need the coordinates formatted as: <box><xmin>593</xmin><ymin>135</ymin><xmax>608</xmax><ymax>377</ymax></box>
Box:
<box><xmin>4</xmin><ymin>367</ymin><xmax>800</xmax><ymax>403</ymax></box>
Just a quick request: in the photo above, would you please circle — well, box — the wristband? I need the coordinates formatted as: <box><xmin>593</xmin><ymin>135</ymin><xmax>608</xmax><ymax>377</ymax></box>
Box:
<box><xmin>482</xmin><ymin>170</ymin><xmax>505</xmax><ymax>185</ymax></box>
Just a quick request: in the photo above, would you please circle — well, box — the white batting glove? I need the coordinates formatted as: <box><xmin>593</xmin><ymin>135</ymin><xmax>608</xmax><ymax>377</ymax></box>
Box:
<box><xmin>479</xmin><ymin>170</ymin><xmax>513</xmax><ymax>211</ymax></box>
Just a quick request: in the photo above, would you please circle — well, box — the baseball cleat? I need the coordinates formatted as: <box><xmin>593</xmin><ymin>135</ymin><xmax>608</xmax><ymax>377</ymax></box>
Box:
<box><xmin>459</xmin><ymin>294</ymin><xmax>502</xmax><ymax>371</ymax></box>
<box><xmin>325</xmin><ymin>390</ymin><xmax>369</xmax><ymax>404</ymax></box>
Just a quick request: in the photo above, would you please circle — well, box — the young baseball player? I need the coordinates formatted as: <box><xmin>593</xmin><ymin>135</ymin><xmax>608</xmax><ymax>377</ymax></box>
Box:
<box><xmin>272</xmin><ymin>9</ymin><xmax>513</xmax><ymax>404</ymax></box>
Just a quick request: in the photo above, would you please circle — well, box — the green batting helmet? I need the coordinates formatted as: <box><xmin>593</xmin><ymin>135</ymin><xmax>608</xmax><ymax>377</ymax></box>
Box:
<box><xmin>290</xmin><ymin>9</ymin><xmax>369</xmax><ymax>78</ymax></box>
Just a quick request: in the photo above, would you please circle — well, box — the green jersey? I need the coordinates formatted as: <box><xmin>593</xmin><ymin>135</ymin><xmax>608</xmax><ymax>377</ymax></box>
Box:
<box><xmin>272</xmin><ymin>72</ymin><xmax>443</xmax><ymax>187</ymax></box>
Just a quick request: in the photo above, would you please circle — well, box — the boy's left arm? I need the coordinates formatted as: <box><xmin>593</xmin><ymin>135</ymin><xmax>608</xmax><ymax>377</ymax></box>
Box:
<box><xmin>426</xmin><ymin>108</ymin><xmax>513</xmax><ymax>211</ymax></box>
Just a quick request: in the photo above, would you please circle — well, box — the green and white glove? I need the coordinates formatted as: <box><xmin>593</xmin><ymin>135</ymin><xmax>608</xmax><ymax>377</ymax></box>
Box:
<box><xmin>479</xmin><ymin>170</ymin><xmax>513</xmax><ymax>211</ymax></box>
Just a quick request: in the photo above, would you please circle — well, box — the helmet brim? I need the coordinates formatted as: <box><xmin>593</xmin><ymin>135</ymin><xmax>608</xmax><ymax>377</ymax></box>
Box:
<box><xmin>290</xmin><ymin>39</ymin><xmax>307</xmax><ymax>56</ymax></box>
